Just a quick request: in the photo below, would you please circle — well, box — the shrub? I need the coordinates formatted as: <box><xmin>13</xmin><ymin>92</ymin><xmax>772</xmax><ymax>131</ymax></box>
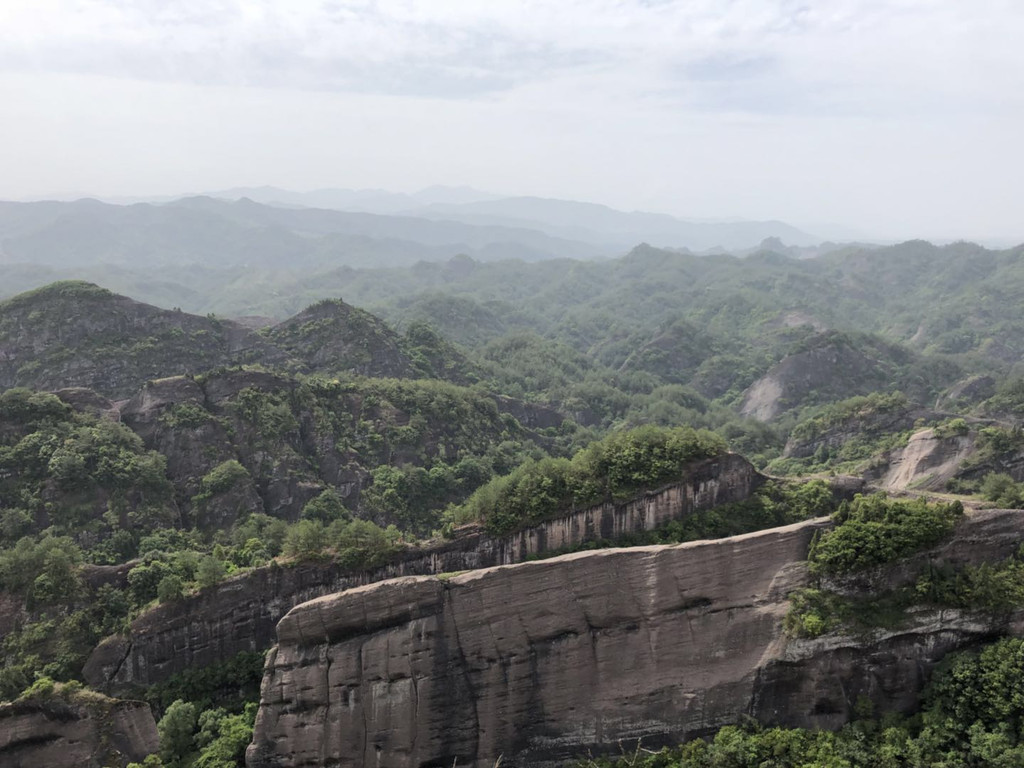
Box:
<box><xmin>157</xmin><ymin>575</ymin><xmax>185</xmax><ymax>604</ymax></box>
<box><xmin>447</xmin><ymin>425</ymin><xmax>726</xmax><ymax>536</ymax></box>
<box><xmin>809</xmin><ymin>494</ymin><xmax>962</xmax><ymax>575</ymax></box>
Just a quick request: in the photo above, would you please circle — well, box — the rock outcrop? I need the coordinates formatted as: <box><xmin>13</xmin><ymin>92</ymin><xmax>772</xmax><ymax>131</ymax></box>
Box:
<box><xmin>0</xmin><ymin>694</ymin><xmax>157</xmax><ymax>768</ymax></box>
<box><xmin>87</xmin><ymin>454</ymin><xmax>762</xmax><ymax>693</ymax></box>
<box><xmin>246</xmin><ymin>508</ymin><xmax>1024</xmax><ymax>768</ymax></box>
<box><xmin>0</xmin><ymin>281</ymin><xmax>279</xmax><ymax>398</ymax></box>
<box><xmin>875</xmin><ymin>427</ymin><xmax>975</xmax><ymax>491</ymax></box>
<box><xmin>740</xmin><ymin>334</ymin><xmax>889</xmax><ymax>421</ymax></box>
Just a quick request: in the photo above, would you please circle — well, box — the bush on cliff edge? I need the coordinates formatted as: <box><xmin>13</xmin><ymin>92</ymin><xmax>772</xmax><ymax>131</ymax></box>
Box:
<box><xmin>445</xmin><ymin>425</ymin><xmax>727</xmax><ymax>536</ymax></box>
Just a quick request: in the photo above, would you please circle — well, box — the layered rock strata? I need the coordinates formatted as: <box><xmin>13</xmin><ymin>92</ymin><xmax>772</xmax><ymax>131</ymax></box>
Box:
<box><xmin>88</xmin><ymin>453</ymin><xmax>762</xmax><ymax>692</ymax></box>
<box><xmin>247</xmin><ymin>508</ymin><xmax>1024</xmax><ymax>768</ymax></box>
<box><xmin>0</xmin><ymin>695</ymin><xmax>158</xmax><ymax>768</ymax></box>
<box><xmin>247</xmin><ymin>518</ymin><xmax>826</xmax><ymax>768</ymax></box>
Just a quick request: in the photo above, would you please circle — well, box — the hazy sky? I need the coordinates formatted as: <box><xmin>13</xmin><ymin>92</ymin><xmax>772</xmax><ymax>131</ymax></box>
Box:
<box><xmin>2</xmin><ymin>1</ymin><xmax>1022</xmax><ymax>242</ymax></box>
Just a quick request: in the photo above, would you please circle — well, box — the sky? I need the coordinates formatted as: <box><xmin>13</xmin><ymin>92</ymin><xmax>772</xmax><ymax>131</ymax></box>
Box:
<box><xmin>1</xmin><ymin>0</ymin><xmax>1023</xmax><ymax>243</ymax></box>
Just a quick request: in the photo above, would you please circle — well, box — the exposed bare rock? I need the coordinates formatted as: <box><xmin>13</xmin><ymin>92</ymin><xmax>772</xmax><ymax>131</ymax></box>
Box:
<box><xmin>247</xmin><ymin>520</ymin><xmax>825</xmax><ymax>768</ymax></box>
<box><xmin>0</xmin><ymin>281</ymin><xmax>279</xmax><ymax>398</ymax></box>
<box><xmin>753</xmin><ymin>609</ymin><xmax>1024</xmax><ymax>730</ymax></box>
<box><xmin>247</xmin><ymin>508</ymin><xmax>1024</xmax><ymax>768</ymax></box>
<box><xmin>782</xmin><ymin>403</ymin><xmax>940</xmax><ymax>461</ymax></box>
<box><xmin>877</xmin><ymin>428</ymin><xmax>974</xmax><ymax>491</ymax></box>
<box><xmin>88</xmin><ymin>454</ymin><xmax>762</xmax><ymax>694</ymax></box>
<box><xmin>264</xmin><ymin>299</ymin><xmax>414</xmax><ymax>379</ymax></box>
<box><xmin>740</xmin><ymin>335</ymin><xmax>887</xmax><ymax>421</ymax></box>
<box><xmin>0</xmin><ymin>694</ymin><xmax>157</xmax><ymax>768</ymax></box>
<box><xmin>936</xmin><ymin>374</ymin><xmax>996</xmax><ymax>410</ymax></box>
<box><xmin>53</xmin><ymin>387</ymin><xmax>119</xmax><ymax>419</ymax></box>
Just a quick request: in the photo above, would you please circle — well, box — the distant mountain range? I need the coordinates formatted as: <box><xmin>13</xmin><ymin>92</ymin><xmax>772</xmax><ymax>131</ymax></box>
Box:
<box><xmin>0</xmin><ymin>187</ymin><xmax>823</xmax><ymax>274</ymax></box>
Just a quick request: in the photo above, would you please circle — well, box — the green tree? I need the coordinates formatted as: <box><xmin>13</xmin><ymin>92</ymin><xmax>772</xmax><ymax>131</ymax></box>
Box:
<box><xmin>196</xmin><ymin>556</ymin><xmax>227</xmax><ymax>590</ymax></box>
<box><xmin>158</xmin><ymin>699</ymin><xmax>197</xmax><ymax>768</ymax></box>
<box><xmin>157</xmin><ymin>575</ymin><xmax>185</xmax><ymax>604</ymax></box>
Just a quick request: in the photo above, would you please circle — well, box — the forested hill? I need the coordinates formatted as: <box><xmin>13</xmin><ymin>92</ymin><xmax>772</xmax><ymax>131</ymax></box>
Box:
<box><xmin>0</xmin><ymin>282</ymin><xmax>470</xmax><ymax>398</ymax></box>
<box><xmin>4</xmin><ymin>239</ymin><xmax>1020</xmax><ymax>370</ymax></box>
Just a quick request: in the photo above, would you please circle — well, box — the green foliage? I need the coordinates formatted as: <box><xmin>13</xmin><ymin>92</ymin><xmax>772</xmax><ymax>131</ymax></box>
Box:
<box><xmin>787</xmin><ymin>545</ymin><xmax>1024</xmax><ymax>639</ymax></box>
<box><xmin>808</xmin><ymin>494</ymin><xmax>963</xmax><ymax>575</ymax></box>
<box><xmin>447</xmin><ymin>425</ymin><xmax>727</xmax><ymax>536</ymax></box>
<box><xmin>158</xmin><ymin>699</ymin><xmax>197</xmax><ymax>768</ymax></box>
<box><xmin>300</xmin><ymin>488</ymin><xmax>351</xmax><ymax>524</ymax></box>
<box><xmin>281</xmin><ymin>520</ymin><xmax>328</xmax><ymax>559</ymax></box>
<box><xmin>193</xmin><ymin>460</ymin><xmax>250</xmax><ymax>503</ymax></box>
<box><xmin>196</xmin><ymin>555</ymin><xmax>228</xmax><ymax>589</ymax></box>
<box><xmin>156</xmin><ymin>574</ymin><xmax>185</xmax><ymax>604</ymax></box>
<box><xmin>980</xmin><ymin>472</ymin><xmax>1024</xmax><ymax>508</ymax></box>
<box><xmin>146</xmin><ymin>651</ymin><xmax>266</xmax><ymax>714</ymax></box>
<box><xmin>193</xmin><ymin>704</ymin><xmax>257</xmax><ymax>768</ymax></box>
<box><xmin>789</xmin><ymin>391</ymin><xmax>909</xmax><ymax>443</ymax></box>
<box><xmin>159</xmin><ymin>401</ymin><xmax>215</xmax><ymax>430</ymax></box>
<box><xmin>0</xmin><ymin>534</ymin><xmax>83</xmax><ymax>605</ymax></box>
<box><xmin>0</xmin><ymin>388</ymin><xmax>174</xmax><ymax>549</ymax></box>
<box><xmin>933</xmin><ymin>417</ymin><xmax>969</xmax><ymax>438</ymax></box>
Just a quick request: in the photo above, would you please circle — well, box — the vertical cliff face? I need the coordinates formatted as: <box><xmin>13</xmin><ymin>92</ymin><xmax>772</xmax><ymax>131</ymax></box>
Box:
<box><xmin>246</xmin><ymin>509</ymin><xmax>1024</xmax><ymax>768</ymax></box>
<box><xmin>89</xmin><ymin>454</ymin><xmax>761</xmax><ymax>693</ymax></box>
<box><xmin>247</xmin><ymin>519</ymin><xmax>825</xmax><ymax>768</ymax></box>
<box><xmin>0</xmin><ymin>695</ymin><xmax>158</xmax><ymax>768</ymax></box>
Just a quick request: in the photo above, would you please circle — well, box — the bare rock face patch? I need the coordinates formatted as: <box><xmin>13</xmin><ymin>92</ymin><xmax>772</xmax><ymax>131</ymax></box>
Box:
<box><xmin>0</xmin><ymin>695</ymin><xmax>158</xmax><ymax>768</ymax></box>
<box><xmin>247</xmin><ymin>520</ymin><xmax>825</xmax><ymax>768</ymax></box>
<box><xmin>247</xmin><ymin>509</ymin><xmax>1024</xmax><ymax>768</ymax></box>
<box><xmin>91</xmin><ymin>454</ymin><xmax>761</xmax><ymax>694</ymax></box>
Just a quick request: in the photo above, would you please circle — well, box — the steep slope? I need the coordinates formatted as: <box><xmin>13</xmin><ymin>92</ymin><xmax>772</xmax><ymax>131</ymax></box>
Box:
<box><xmin>262</xmin><ymin>299</ymin><xmax>413</xmax><ymax>379</ymax></box>
<box><xmin>0</xmin><ymin>691</ymin><xmax>157</xmax><ymax>768</ymax></box>
<box><xmin>0</xmin><ymin>281</ymin><xmax>276</xmax><ymax>398</ymax></box>
<box><xmin>246</xmin><ymin>507</ymin><xmax>1024</xmax><ymax>768</ymax></box>
<box><xmin>739</xmin><ymin>331</ymin><xmax>957</xmax><ymax>422</ymax></box>
<box><xmin>0</xmin><ymin>283</ymin><xmax>441</xmax><ymax>398</ymax></box>
<box><xmin>86</xmin><ymin>455</ymin><xmax>761</xmax><ymax>694</ymax></box>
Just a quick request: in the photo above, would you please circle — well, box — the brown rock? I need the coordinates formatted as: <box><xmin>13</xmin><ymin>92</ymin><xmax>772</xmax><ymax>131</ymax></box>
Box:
<box><xmin>247</xmin><ymin>519</ymin><xmax>826</xmax><ymax>768</ymax></box>
<box><xmin>90</xmin><ymin>455</ymin><xmax>762</xmax><ymax>694</ymax></box>
<box><xmin>248</xmin><ymin>508</ymin><xmax>1024</xmax><ymax>768</ymax></box>
<box><xmin>0</xmin><ymin>694</ymin><xmax>157</xmax><ymax>768</ymax></box>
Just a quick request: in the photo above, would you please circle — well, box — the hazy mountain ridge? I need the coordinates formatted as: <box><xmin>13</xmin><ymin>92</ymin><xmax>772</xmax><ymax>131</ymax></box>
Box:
<box><xmin>0</xmin><ymin>191</ymin><xmax>825</xmax><ymax>279</ymax></box>
<box><xmin>0</xmin><ymin>282</ymin><xmax>441</xmax><ymax>398</ymax></box>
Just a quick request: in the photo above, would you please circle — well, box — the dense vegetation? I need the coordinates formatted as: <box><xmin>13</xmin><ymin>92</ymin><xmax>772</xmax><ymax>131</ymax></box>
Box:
<box><xmin>807</xmin><ymin>495</ymin><xmax>963</xmax><ymax>576</ymax></box>
<box><xmin>2</xmin><ymin>236</ymin><xmax>1024</xmax><ymax>767</ymax></box>
<box><xmin>444</xmin><ymin>425</ymin><xmax>726</xmax><ymax>535</ymax></box>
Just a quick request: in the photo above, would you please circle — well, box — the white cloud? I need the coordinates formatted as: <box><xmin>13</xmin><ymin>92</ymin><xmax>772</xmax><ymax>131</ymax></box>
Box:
<box><xmin>0</xmin><ymin>1</ymin><xmax>1023</xmax><ymax>241</ymax></box>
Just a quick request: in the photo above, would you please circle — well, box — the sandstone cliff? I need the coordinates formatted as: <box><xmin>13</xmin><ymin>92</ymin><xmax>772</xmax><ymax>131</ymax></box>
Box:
<box><xmin>0</xmin><ymin>693</ymin><xmax>157</xmax><ymax>768</ymax></box>
<box><xmin>87</xmin><ymin>454</ymin><xmax>762</xmax><ymax>693</ymax></box>
<box><xmin>246</xmin><ymin>507</ymin><xmax>1024</xmax><ymax>768</ymax></box>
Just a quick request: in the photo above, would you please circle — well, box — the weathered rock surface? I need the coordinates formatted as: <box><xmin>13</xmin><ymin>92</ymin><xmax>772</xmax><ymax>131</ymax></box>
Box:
<box><xmin>935</xmin><ymin>374</ymin><xmax>996</xmax><ymax>411</ymax></box>
<box><xmin>740</xmin><ymin>334</ymin><xmax>889</xmax><ymax>422</ymax></box>
<box><xmin>876</xmin><ymin>427</ymin><xmax>975</xmax><ymax>491</ymax></box>
<box><xmin>0</xmin><ymin>695</ymin><xmax>157</xmax><ymax>768</ymax></box>
<box><xmin>781</xmin><ymin>403</ymin><xmax>941</xmax><ymax>461</ymax></box>
<box><xmin>247</xmin><ymin>520</ymin><xmax>825</xmax><ymax>768</ymax></box>
<box><xmin>88</xmin><ymin>454</ymin><xmax>762</xmax><ymax>693</ymax></box>
<box><xmin>247</xmin><ymin>508</ymin><xmax>1024</xmax><ymax>768</ymax></box>
<box><xmin>0</xmin><ymin>281</ymin><xmax>279</xmax><ymax>398</ymax></box>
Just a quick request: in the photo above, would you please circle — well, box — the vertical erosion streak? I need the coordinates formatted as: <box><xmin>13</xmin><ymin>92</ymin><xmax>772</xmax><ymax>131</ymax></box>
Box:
<box><xmin>443</xmin><ymin>582</ymin><xmax>481</xmax><ymax>765</ymax></box>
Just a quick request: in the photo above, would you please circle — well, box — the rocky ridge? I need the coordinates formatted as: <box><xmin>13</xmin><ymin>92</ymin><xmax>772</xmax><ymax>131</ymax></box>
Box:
<box><xmin>246</xmin><ymin>506</ymin><xmax>1024</xmax><ymax>768</ymax></box>
<box><xmin>0</xmin><ymin>693</ymin><xmax>157</xmax><ymax>768</ymax></box>
<box><xmin>86</xmin><ymin>453</ymin><xmax>762</xmax><ymax>694</ymax></box>
<box><xmin>0</xmin><ymin>282</ymin><xmax>419</xmax><ymax>398</ymax></box>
